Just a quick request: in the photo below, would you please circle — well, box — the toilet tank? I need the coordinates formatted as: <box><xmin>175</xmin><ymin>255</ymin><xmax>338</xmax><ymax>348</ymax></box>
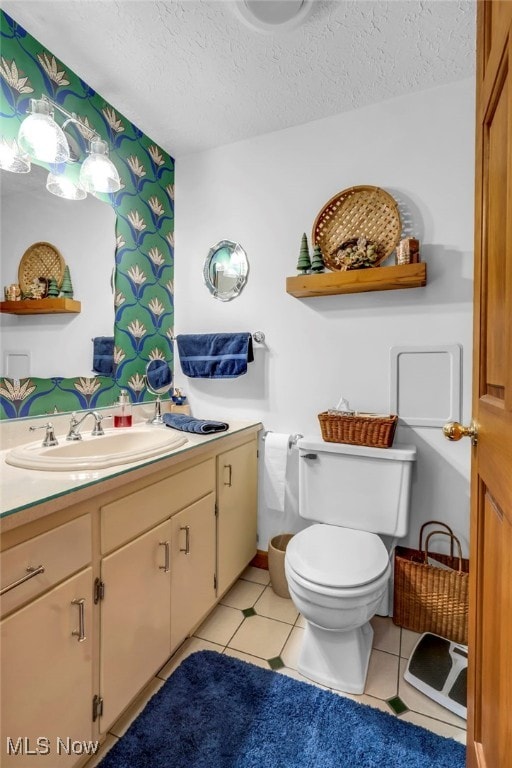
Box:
<box><xmin>298</xmin><ymin>438</ymin><xmax>416</xmax><ymax>537</ymax></box>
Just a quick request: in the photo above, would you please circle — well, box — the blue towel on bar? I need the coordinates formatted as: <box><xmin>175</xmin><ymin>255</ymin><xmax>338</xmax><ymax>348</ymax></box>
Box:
<box><xmin>92</xmin><ymin>336</ymin><xmax>114</xmax><ymax>376</ymax></box>
<box><xmin>176</xmin><ymin>333</ymin><xmax>254</xmax><ymax>378</ymax></box>
<box><xmin>163</xmin><ymin>413</ymin><xmax>229</xmax><ymax>434</ymax></box>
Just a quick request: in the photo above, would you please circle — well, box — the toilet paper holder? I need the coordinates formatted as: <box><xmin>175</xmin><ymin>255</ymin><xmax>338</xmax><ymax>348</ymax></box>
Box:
<box><xmin>262</xmin><ymin>431</ymin><xmax>303</xmax><ymax>449</ymax></box>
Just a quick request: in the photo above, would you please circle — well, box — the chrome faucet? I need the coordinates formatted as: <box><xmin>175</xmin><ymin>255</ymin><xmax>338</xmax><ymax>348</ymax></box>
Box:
<box><xmin>29</xmin><ymin>422</ymin><xmax>58</xmax><ymax>447</ymax></box>
<box><xmin>66</xmin><ymin>411</ymin><xmax>106</xmax><ymax>441</ymax></box>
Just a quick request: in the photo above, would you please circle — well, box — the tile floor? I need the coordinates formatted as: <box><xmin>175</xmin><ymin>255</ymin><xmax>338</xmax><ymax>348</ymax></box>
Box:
<box><xmin>87</xmin><ymin>566</ymin><xmax>466</xmax><ymax>766</ymax></box>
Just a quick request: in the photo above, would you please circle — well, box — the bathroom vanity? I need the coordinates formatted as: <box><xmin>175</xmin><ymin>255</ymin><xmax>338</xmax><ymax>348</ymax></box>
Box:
<box><xmin>0</xmin><ymin>419</ymin><xmax>260</xmax><ymax>767</ymax></box>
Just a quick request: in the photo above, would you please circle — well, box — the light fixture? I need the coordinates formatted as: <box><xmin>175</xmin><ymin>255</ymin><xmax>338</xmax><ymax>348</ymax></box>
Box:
<box><xmin>11</xmin><ymin>94</ymin><xmax>121</xmax><ymax>197</ymax></box>
<box><xmin>18</xmin><ymin>98</ymin><xmax>70</xmax><ymax>164</ymax></box>
<box><xmin>46</xmin><ymin>171</ymin><xmax>87</xmax><ymax>201</ymax></box>
<box><xmin>234</xmin><ymin>0</ymin><xmax>314</xmax><ymax>32</ymax></box>
<box><xmin>79</xmin><ymin>138</ymin><xmax>121</xmax><ymax>194</ymax></box>
<box><xmin>0</xmin><ymin>137</ymin><xmax>31</xmax><ymax>173</ymax></box>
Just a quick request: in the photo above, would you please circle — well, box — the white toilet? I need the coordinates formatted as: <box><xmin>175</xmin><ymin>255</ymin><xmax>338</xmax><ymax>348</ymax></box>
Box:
<box><xmin>285</xmin><ymin>437</ymin><xmax>416</xmax><ymax>694</ymax></box>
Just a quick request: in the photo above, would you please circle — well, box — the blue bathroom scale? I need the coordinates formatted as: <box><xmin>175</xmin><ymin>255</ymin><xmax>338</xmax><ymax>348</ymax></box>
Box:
<box><xmin>404</xmin><ymin>632</ymin><xmax>467</xmax><ymax>719</ymax></box>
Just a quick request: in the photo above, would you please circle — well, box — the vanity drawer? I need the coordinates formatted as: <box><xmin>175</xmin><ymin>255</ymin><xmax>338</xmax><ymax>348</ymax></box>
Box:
<box><xmin>0</xmin><ymin>514</ymin><xmax>92</xmax><ymax>618</ymax></box>
<box><xmin>101</xmin><ymin>458</ymin><xmax>216</xmax><ymax>553</ymax></box>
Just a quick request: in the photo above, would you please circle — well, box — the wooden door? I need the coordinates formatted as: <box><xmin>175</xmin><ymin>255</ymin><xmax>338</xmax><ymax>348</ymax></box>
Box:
<box><xmin>468</xmin><ymin>2</ymin><xmax>512</xmax><ymax>765</ymax></box>
<box><xmin>170</xmin><ymin>493</ymin><xmax>216</xmax><ymax>652</ymax></box>
<box><xmin>100</xmin><ymin>520</ymin><xmax>171</xmax><ymax>732</ymax></box>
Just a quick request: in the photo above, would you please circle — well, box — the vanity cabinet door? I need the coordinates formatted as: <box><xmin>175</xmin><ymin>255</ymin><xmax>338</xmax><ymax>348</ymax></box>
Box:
<box><xmin>99</xmin><ymin>519</ymin><xmax>171</xmax><ymax>732</ymax></box>
<box><xmin>1</xmin><ymin>567</ymin><xmax>94</xmax><ymax>768</ymax></box>
<box><xmin>216</xmin><ymin>439</ymin><xmax>258</xmax><ymax>596</ymax></box>
<box><xmin>170</xmin><ymin>493</ymin><xmax>216</xmax><ymax>653</ymax></box>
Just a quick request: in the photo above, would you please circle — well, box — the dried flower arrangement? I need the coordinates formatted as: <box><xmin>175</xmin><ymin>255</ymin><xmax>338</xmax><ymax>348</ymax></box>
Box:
<box><xmin>333</xmin><ymin>236</ymin><xmax>381</xmax><ymax>271</ymax></box>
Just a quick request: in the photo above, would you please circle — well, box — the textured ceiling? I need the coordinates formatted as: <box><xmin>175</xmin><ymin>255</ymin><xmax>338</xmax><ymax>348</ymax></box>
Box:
<box><xmin>2</xmin><ymin>0</ymin><xmax>476</xmax><ymax>157</ymax></box>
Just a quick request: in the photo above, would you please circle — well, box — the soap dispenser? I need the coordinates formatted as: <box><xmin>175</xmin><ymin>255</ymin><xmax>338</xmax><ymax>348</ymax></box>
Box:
<box><xmin>114</xmin><ymin>390</ymin><xmax>133</xmax><ymax>428</ymax></box>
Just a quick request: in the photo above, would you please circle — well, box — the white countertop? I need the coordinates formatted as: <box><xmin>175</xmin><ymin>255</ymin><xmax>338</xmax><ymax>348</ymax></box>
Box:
<box><xmin>0</xmin><ymin>419</ymin><xmax>261</xmax><ymax>524</ymax></box>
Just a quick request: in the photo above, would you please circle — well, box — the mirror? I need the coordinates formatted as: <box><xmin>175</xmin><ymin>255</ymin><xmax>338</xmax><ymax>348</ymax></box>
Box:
<box><xmin>203</xmin><ymin>240</ymin><xmax>249</xmax><ymax>301</ymax></box>
<box><xmin>146</xmin><ymin>359</ymin><xmax>173</xmax><ymax>394</ymax></box>
<box><xmin>145</xmin><ymin>359</ymin><xmax>173</xmax><ymax>424</ymax></box>
<box><xmin>0</xmin><ymin>163</ymin><xmax>117</xmax><ymax>378</ymax></box>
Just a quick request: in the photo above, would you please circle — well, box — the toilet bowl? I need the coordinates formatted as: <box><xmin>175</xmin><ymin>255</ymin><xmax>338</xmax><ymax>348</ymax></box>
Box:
<box><xmin>285</xmin><ymin>523</ymin><xmax>391</xmax><ymax>693</ymax></box>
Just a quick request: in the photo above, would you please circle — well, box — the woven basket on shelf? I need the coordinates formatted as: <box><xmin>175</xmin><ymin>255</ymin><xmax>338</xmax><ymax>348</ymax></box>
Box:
<box><xmin>318</xmin><ymin>411</ymin><xmax>398</xmax><ymax>448</ymax></box>
<box><xmin>312</xmin><ymin>185</ymin><xmax>401</xmax><ymax>271</ymax></box>
<box><xmin>393</xmin><ymin>521</ymin><xmax>469</xmax><ymax>645</ymax></box>
<box><xmin>18</xmin><ymin>241</ymin><xmax>65</xmax><ymax>294</ymax></box>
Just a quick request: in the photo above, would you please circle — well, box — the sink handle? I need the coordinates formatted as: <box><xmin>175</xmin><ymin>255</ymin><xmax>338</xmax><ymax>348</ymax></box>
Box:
<box><xmin>91</xmin><ymin>412</ymin><xmax>111</xmax><ymax>436</ymax></box>
<box><xmin>29</xmin><ymin>422</ymin><xmax>58</xmax><ymax>447</ymax></box>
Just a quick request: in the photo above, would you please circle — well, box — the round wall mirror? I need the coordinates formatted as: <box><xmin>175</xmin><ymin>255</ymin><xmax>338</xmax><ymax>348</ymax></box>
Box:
<box><xmin>203</xmin><ymin>240</ymin><xmax>249</xmax><ymax>301</ymax></box>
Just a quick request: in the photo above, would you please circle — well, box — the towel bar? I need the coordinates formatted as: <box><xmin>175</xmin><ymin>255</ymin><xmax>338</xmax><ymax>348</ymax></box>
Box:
<box><xmin>169</xmin><ymin>331</ymin><xmax>265</xmax><ymax>343</ymax></box>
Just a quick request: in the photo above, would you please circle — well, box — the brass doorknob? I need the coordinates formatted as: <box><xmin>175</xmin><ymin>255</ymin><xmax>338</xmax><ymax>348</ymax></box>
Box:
<box><xmin>443</xmin><ymin>421</ymin><xmax>478</xmax><ymax>445</ymax></box>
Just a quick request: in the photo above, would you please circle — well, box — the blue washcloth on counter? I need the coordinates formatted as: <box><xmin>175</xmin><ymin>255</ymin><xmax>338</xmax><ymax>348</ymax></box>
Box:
<box><xmin>176</xmin><ymin>333</ymin><xmax>254</xmax><ymax>378</ymax></box>
<box><xmin>163</xmin><ymin>413</ymin><xmax>229</xmax><ymax>434</ymax></box>
<box><xmin>92</xmin><ymin>336</ymin><xmax>114</xmax><ymax>375</ymax></box>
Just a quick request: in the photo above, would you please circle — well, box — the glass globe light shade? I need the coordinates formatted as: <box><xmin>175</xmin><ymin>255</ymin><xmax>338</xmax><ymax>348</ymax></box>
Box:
<box><xmin>18</xmin><ymin>99</ymin><xmax>70</xmax><ymax>164</ymax></box>
<box><xmin>0</xmin><ymin>138</ymin><xmax>31</xmax><ymax>173</ymax></box>
<box><xmin>79</xmin><ymin>138</ymin><xmax>120</xmax><ymax>194</ymax></box>
<box><xmin>46</xmin><ymin>171</ymin><xmax>87</xmax><ymax>201</ymax></box>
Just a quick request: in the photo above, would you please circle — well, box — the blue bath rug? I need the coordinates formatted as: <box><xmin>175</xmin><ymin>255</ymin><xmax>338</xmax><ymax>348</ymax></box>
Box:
<box><xmin>99</xmin><ymin>650</ymin><xmax>465</xmax><ymax>768</ymax></box>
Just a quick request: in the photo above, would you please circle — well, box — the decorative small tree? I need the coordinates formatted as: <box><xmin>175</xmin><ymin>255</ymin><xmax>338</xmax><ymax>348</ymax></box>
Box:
<box><xmin>311</xmin><ymin>244</ymin><xmax>325</xmax><ymax>273</ymax></box>
<box><xmin>47</xmin><ymin>278</ymin><xmax>59</xmax><ymax>297</ymax></box>
<box><xmin>59</xmin><ymin>265</ymin><xmax>74</xmax><ymax>298</ymax></box>
<box><xmin>297</xmin><ymin>233</ymin><xmax>311</xmax><ymax>274</ymax></box>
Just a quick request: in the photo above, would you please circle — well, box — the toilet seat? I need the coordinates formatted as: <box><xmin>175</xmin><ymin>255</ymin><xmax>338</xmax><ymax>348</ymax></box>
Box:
<box><xmin>286</xmin><ymin>524</ymin><xmax>389</xmax><ymax>589</ymax></box>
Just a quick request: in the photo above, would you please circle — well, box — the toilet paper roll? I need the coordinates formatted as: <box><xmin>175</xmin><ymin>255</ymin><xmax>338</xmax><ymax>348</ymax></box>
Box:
<box><xmin>263</xmin><ymin>433</ymin><xmax>290</xmax><ymax>512</ymax></box>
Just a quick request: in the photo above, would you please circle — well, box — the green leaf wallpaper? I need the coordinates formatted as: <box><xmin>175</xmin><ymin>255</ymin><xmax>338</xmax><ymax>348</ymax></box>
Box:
<box><xmin>0</xmin><ymin>10</ymin><xmax>175</xmax><ymax>419</ymax></box>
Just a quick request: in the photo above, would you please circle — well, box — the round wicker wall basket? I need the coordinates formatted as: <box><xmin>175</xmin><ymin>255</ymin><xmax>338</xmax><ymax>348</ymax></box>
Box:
<box><xmin>312</xmin><ymin>185</ymin><xmax>402</xmax><ymax>271</ymax></box>
<box><xmin>18</xmin><ymin>241</ymin><xmax>65</xmax><ymax>294</ymax></box>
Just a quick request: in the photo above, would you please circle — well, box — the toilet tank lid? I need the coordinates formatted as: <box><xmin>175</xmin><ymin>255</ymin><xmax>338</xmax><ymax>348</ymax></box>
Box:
<box><xmin>298</xmin><ymin>438</ymin><xmax>416</xmax><ymax>461</ymax></box>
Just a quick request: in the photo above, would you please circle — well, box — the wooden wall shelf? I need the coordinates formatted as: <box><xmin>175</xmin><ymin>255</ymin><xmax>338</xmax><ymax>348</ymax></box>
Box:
<box><xmin>286</xmin><ymin>262</ymin><xmax>427</xmax><ymax>298</ymax></box>
<box><xmin>0</xmin><ymin>298</ymin><xmax>81</xmax><ymax>315</ymax></box>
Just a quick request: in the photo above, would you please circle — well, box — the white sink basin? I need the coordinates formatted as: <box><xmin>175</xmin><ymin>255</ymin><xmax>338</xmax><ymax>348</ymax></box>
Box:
<box><xmin>5</xmin><ymin>424</ymin><xmax>188</xmax><ymax>472</ymax></box>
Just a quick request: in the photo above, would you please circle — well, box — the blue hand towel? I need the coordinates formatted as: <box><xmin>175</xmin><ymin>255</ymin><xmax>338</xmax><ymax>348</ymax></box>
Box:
<box><xmin>176</xmin><ymin>333</ymin><xmax>254</xmax><ymax>378</ymax></box>
<box><xmin>92</xmin><ymin>336</ymin><xmax>114</xmax><ymax>376</ymax></box>
<box><xmin>163</xmin><ymin>413</ymin><xmax>229</xmax><ymax>434</ymax></box>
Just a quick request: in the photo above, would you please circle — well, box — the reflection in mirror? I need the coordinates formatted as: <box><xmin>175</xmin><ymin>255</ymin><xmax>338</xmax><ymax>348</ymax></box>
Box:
<box><xmin>0</xmin><ymin>163</ymin><xmax>117</xmax><ymax>378</ymax></box>
<box><xmin>203</xmin><ymin>240</ymin><xmax>249</xmax><ymax>301</ymax></box>
<box><xmin>146</xmin><ymin>359</ymin><xmax>173</xmax><ymax>425</ymax></box>
<box><xmin>146</xmin><ymin>359</ymin><xmax>173</xmax><ymax>394</ymax></box>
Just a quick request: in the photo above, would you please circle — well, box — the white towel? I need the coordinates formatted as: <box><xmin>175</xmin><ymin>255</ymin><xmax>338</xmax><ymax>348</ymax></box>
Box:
<box><xmin>264</xmin><ymin>433</ymin><xmax>290</xmax><ymax>512</ymax></box>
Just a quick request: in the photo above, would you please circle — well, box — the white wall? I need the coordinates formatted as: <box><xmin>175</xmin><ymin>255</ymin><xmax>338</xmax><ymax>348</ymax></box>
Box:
<box><xmin>175</xmin><ymin>79</ymin><xmax>475</xmax><ymax>556</ymax></box>
<box><xmin>1</xmin><ymin>163</ymin><xmax>116</xmax><ymax>378</ymax></box>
